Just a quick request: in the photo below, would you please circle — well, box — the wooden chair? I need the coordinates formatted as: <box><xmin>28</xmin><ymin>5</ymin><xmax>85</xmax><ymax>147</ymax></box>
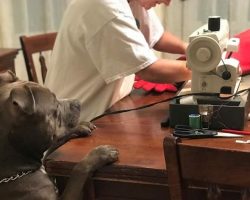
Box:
<box><xmin>163</xmin><ymin>135</ymin><xmax>250</xmax><ymax>200</ymax></box>
<box><xmin>20</xmin><ymin>32</ymin><xmax>57</xmax><ymax>83</ymax></box>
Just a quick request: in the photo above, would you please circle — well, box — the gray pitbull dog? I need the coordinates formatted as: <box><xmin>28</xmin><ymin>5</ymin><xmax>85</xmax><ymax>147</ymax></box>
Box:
<box><xmin>0</xmin><ymin>71</ymin><xmax>119</xmax><ymax>200</ymax></box>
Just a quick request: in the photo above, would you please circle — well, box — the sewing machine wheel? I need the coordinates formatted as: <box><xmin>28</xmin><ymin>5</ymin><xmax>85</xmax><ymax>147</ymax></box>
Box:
<box><xmin>187</xmin><ymin>36</ymin><xmax>222</xmax><ymax>73</ymax></box>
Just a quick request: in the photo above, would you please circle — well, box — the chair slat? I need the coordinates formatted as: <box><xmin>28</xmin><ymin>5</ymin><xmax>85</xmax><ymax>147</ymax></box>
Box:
<box><xmin>20</xmin><ymin>32</ymin><xmax>57</xmax><ymax>83</ymax></box>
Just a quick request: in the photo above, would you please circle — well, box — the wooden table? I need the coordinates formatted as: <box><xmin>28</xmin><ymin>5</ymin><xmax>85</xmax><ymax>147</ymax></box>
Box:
<box><xmin>0</xmin><ymin>48</ymin><xmax>19</xmax><ymax>73</ymax></box>
<box><xmin>45</xmin><ymin>87</ymin><xmax>250</xmax><ymax>199</ymax></box>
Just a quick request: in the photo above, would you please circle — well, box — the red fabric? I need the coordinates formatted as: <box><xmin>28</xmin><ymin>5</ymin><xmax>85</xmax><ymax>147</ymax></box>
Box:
<box><xmin>230</xmin><ymin>29</ymin><xmax>250</xmax><ymax>75</ymax></box>
<box><xmin>133</xmin><ymin>55</ymin><xmax>186</xmax><ymax>93</ymax></box>
<box><xmin>133</xmin><ymin>78</ymin><xmax>178</xmax><ymax>92</ymax></box>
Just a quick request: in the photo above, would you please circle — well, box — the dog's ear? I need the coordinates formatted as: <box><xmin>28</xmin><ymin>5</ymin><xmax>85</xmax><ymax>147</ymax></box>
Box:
<box><xmin>0</xmin><ymin>70</ymin><xmax>18</xmax><ymax>85</ymax></box>
<box><xmin>9</xmin><ymin>85</ymin><xmax>36</xmax><ymax>115</ymax></box>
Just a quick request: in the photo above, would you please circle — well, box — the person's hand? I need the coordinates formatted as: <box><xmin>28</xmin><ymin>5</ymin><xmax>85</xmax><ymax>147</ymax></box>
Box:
<box><xmin>133</xmin><ymin>55</ymin><xmax>186</xmax><ymax>93</ymax></box>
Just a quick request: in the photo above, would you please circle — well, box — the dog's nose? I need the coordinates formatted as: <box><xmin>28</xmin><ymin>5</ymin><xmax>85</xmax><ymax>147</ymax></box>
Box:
<box><xmin>70</xmin><ymin>100</ymin><xmax>81</xmax><ymax>112</ymax></box>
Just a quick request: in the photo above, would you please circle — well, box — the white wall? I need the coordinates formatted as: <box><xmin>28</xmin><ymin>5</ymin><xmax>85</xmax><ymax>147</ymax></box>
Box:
<box><xmin>0</xmin><ymin>0</ymin><xmax>69</xmax><ymax>82</ymax></box>
<box><xmin>159</xmin><ymin>0</ymin><xmax>250</xmax><ymax>41</ymax></box>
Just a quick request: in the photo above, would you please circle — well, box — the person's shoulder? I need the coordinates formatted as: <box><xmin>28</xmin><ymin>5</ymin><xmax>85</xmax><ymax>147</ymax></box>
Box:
<box><xmin>92</xmin><ymin>0</ymin><xmax>132</xmax><ymax>17</ymax></box>
<box><xmin>68</xmin><ymin>0</ymin><xmax>133</xmax><ymax>27</ymax></box>
<box><xmin>93</xmin><ymin>0</ymin><xmax>128</xmax><ymax>7</ymax></box>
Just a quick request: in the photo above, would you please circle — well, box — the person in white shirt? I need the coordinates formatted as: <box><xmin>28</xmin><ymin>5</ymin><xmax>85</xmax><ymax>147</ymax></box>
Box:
<box><xmin>45</xmin><ymin>0</ymin><xmax>191</xmax><ymax>122</ymax></box>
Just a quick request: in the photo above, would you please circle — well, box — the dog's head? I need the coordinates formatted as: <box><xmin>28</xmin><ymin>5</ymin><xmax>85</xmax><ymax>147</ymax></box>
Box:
<box><xmin>0</xmin><ymin>71</ymin><xmax>81</xmax><ymax>160</ymax></box>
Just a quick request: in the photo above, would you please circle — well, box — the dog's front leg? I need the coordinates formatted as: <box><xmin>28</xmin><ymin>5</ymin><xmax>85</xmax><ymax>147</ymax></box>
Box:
<box><xmin>44</xmin><ymin>121</ymin><xmax>96</xmax><ymax>158</ymax></box>
<box><xmin>60</xmin><ymin>145</ymin><xmax>119</xmax><ymax>200</ymax></box>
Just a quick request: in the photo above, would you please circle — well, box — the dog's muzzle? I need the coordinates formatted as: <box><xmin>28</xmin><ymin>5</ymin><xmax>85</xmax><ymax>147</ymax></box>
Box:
<box><xmin>60</xmin><ymin>99</ymin><xmax>81</xmax><ymax>129</ymax></box>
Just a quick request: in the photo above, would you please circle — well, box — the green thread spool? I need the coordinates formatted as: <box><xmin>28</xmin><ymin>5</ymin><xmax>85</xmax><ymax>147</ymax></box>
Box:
<box><xmin>189</xmin><ymin>114</ymin><xmax>201</xmax><ymax>129</ymax></box>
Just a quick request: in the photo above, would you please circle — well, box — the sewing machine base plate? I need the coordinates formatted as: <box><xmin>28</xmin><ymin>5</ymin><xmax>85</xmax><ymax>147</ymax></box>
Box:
<box><xmin>169</xmin><ymin>91</ymin><xmax>249</xmax><ymax>130</ymax></box>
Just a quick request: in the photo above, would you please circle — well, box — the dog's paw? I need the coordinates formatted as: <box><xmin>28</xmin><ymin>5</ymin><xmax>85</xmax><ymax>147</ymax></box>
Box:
<box><xmin>86</xmin><ymin>145</ymin><xmax>119</xmax><ymax>170</ymax></box>
<box><xmin>79</xmin><ymin>121</ymin><xmax>96</xmax><ymax>131</ymax></box>
<box><xmin>74</xmin><ymin>121</ymin><xmax>96</xmax><ymax>137</ymax></box>
<box><xmin>92</xmin><ymin>145</ymin><xmax>119</xmax><ymax>163</ymax></box>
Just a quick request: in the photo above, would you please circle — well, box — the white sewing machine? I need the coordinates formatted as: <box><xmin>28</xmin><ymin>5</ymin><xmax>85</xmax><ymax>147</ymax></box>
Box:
<box><xmin>186</xmin><ymin>16</ymin><xmax>241</xmax><ymax>94</ymax></box>
<box><xmin>168</xmin><ymin>17</ymin><xmax>249</xmax><ymax>130</ymax></box>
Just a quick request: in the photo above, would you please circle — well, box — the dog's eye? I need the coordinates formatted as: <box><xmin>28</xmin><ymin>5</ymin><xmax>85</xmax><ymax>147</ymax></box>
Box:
<box><xmin>52</xmin><ymin>104</ymin><xmax>60</xmax><ymax>118</ymax></box>
<box><xmin>12</xmin><ymin>101</ymin><xmax>18</xmax><ymax>106</ymax></box>
<box><xmin>52</xmin><ymin>134</ymin><xmax>57</xmax><ymax>141</ymax></box>
<box><xmin>52</xmin><ymin>110</ymin><xmax>58</xmax><ymax>118</ymax></box>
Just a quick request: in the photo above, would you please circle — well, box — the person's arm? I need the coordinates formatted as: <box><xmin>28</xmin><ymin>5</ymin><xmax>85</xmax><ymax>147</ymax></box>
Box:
<box><xmin>153</xmin><ymin>31</ymin><xmax>188</xmax><ymax>55</ymax></box>
<box><xmin>136</xmin><ymin>58</ymin><xmax>191</xmax><ymax>83</ymax></box>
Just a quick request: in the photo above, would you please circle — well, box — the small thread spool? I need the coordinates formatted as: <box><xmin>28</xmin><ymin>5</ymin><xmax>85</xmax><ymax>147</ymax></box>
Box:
<box><xmin>208</xmin><ymin>16</ymin><xmax>221</xmax><ymax>31</ymax></box>
<box><xmin>189</xmin><ymin>114</ymin><xmax>201</xmax><ymax>129</ymax></box>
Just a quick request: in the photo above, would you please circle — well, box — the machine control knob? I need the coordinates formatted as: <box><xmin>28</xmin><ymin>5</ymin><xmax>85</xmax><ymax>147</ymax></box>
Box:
<box><xmin>196</xmin><ymin>47</ymin><xmax>211</xmax><ymax>62</ymax></box>
<box><xmin>222</xmin><ymin>71</ymin><xmax>231</xmax><ymax>80</ymax></box>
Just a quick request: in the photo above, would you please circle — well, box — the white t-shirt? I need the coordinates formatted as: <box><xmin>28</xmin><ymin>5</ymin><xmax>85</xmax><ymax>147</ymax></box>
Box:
<box><xmin>45</xmin><ymin>0</ymin><xmax>164</xmax><ymax>121</ymax></box>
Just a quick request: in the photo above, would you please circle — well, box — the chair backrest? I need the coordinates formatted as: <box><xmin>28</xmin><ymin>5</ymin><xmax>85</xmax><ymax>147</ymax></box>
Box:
<box><xmin>163</xmin><ymin>135</ymin><xmax>250</xmax><ymax>200</ymax></box>
<box><xmin>20</xmin><ymin>32</ymin><xmax>57</xmax><ymax>83</ymax></box>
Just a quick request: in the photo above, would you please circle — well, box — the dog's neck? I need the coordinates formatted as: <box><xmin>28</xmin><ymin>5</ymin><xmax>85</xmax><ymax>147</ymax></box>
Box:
<box><xmin>0</xmin><ymin>112</ymin><xmax>53</xmax><ymax>179</ymax></box>
<box><xmin>0</xmin><ymin>133</ymin><xmax>43</xmax><ymax>179</ymax></box>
